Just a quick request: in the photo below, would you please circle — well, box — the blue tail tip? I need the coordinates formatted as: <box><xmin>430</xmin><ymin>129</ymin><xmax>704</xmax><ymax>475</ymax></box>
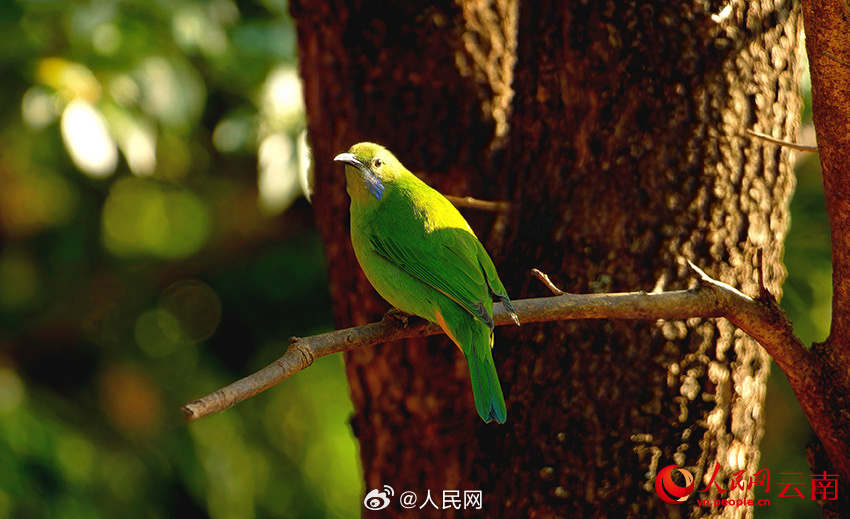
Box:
<box><xmin>482</xmin><ymin>404</ymin><xmax>507</xmax><ymax>424</ymax></box>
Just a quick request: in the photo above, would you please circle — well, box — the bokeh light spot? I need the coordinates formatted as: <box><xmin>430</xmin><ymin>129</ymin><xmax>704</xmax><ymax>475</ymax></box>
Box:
<box><xmin>100</xmin><ymin>452</ymin><xmax>144</xmax><ymax>501</ymax></box>
<box><xmin>213</xmin><ymin>116</ymin><xmax>252</xmax><ymax>153</ymax></box>
<box><xmin>92</xmin><ymin>23</ymin><xmax>121</xmax><ymax>55</ymax></box>
<box><xmin>134</xmin><ymin>307</ymin><xmax>189</xmax><ymax>358</ymax></box>
<box><xmin>296</xmin><ymin>129</ymin><xmax>312</xmax><ymax>202</ymax></box>
<box><xmin>60</xmin><ymin>99</ymin><xmax>118</xmax><ymax>178</ymax></box>
<box><xmin>36</xmin><ymin>57</ymin><xmax>101</xmax><ymax>101</ymax></box>
<box><xmin>55</xmin><ymin>434</ymin><xmax>95</xmax><ymax>483</ymax></box>
<box><xmin>0</xmin><ymin>490</ymin><xmax>9</xmax><ymax>519</ymax></box>
<box><xmin>100</xmin><ymin>102</ymin><xmax>158</xmax><ymax>176</ymax></box>
<box><xmin>0</xmin><ymin>167</ymin><xmax>78</xmax><ymax>239</ymax></box>
<box><xmin>102</xmin><ymin>177</ymin><xmax>211</xmax><ymax>259</ymax></box>
<box><xmin>98</xmin><ymin>364</ymin><xmax>162</xmax><ymax>437</ymax></box>
<box><xmin>0</xmin><ymin>250</ymin><xmax>40</xmax><ymax>312</ymax></box>
<box><xmin>261</xmin><ymin>67</ymin><xmax>304</xmax><ymax>130</ymax></box>
<box><xmin>137</xmin><ymin>57</ymin><xmax>205</xmax><ymax>129</ymax></box>
<box><xmin>258</xmin><ymin>133</ymin><xmax>300</xmax><ymax>214</ymax></box>
<box><xmin>0</xmin><ymin>368</ymin><xmax>26</xmax><ymax>413</ymax></box>
<box><xmin>160</xmin><ymin>280</ymin><xmax>222</xmax><ymax>342</ymax></box>
<box><xmin>21</xmin><ymin>87</ymin><xmax>58</xmax><ymax>129</ymax></box>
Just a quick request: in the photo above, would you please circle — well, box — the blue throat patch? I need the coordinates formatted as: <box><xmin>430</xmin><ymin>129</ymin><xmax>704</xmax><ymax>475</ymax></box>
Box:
<box><xmin>363</xmin><ymin>170</ymin><xmax>385</xmax><ymax>200</ymax></box>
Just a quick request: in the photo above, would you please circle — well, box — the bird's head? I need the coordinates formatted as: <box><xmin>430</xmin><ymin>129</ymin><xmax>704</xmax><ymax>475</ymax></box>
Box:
<box><xmin>334</xmin><ymin>142</ymin><xmax>404</xmax><ymax>202</ymax></box>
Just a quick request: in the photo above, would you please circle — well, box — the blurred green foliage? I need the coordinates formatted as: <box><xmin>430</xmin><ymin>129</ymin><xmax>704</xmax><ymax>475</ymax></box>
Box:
<box><xmin>0</xmin><ymin>1</ymin><xmax>833</xmax><ymax>518</ymax></box>
<box><xmin>0</xmin><ymin>1</ymin><xmax>361</xmax><ymax>518</ymax></box>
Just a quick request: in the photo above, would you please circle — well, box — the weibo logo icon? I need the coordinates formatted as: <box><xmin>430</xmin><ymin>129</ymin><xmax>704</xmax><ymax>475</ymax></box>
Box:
<box><xmin>655</xmin><ymin>465</ymin><xmax>695</xmax><ymax>504</ymax></box>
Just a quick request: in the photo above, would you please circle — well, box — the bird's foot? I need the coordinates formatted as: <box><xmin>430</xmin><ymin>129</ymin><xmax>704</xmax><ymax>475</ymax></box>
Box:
<box><xmin>384</xmin><ymin>307</ymin><xmax>411</xmax><ymax>327</ymax></box>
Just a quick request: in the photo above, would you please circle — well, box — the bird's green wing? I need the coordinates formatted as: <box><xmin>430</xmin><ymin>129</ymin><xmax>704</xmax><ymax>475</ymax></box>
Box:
<box><xmin>474</xmin><ymin>239</ymin><xmax>520</xmax><ymax>325</ymax></box>
<box><xmin>370</xmin><ymin>227</ymin><xmax>496</xmax><ymax>329</ymax></box>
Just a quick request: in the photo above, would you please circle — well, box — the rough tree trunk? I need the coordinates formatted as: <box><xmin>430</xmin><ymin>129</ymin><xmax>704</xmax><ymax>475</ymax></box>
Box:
<box><xmin>290</xmin><ymin>0</ymin><xmax>801</xmax><ymax>517</ymax></box>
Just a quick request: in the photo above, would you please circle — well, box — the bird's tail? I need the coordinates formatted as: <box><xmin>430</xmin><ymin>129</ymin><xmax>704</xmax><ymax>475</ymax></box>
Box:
<box><xmin>465</xmin><ymin>331</ymin><xmax>507</xmax><ymax>424</ymax></box>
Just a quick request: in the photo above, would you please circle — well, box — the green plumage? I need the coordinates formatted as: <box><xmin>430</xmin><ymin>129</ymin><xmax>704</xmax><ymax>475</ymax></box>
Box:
<box><xmin>334</xmin><ymin>142</ymin><xmax>519</xmax><ymax>424</ymax></box>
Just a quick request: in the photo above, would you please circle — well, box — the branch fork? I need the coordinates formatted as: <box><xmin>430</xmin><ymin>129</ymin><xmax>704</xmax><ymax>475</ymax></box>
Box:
<box><xmin>182</xmin><ymin>259</ymin><xmax>847</xmax><ymax>482</ymax></box>
<box><xmin>185</xmin><ymin>261</ymin><xmax>791</xmax><ymax>416</ymax></box>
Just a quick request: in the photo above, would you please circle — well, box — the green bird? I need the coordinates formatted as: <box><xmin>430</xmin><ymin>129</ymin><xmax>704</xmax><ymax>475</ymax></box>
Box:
<box><xmin>334</xmin><ymin>142</ymin><xmax>519</xmax><ymax>424</ymax></box>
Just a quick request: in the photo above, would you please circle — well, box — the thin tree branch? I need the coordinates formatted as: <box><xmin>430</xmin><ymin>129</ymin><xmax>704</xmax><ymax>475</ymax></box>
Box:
<box><xmin>530</xmin><ymin>268</ymin><xmax>565</xmax><ymax>295</ymax></box>
<box><xmin>824</xmin><ymin>51</ymin><xmax>850</xmax><ymax>69</ymax></box>
<box><xmin>444</xmin><ymin>194</ymin><xmax>510</xmax><ymax>211</ymax></box>
<box><xmin>746</xmin><ymin>129</ymin><xmax>818</xmax><ymax>152</ymax></box>
<box><xmin>183</xmin><ymin>263</ymin><xmax>817</xmax><ymax>435</ymax></box>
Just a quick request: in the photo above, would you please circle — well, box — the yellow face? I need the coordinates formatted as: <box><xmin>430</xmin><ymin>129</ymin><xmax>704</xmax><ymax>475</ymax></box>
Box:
<box><xmin>334</xmin><ymin>142</ymin><xmax>403</xmax><ymax>201</ymax></box>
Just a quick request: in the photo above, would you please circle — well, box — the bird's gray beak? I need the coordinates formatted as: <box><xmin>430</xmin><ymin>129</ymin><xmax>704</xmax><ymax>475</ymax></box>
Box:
<box><xmin>334</xmin><ymin>152</ymin><xmax>362</xmax><ymax>168</ymax></box>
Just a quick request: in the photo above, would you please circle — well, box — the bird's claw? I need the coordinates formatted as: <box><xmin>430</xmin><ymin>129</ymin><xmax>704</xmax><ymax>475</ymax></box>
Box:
<box><xmin>384</xmin><ymin>308</ymin><xmax>411</xmax><ymax>327</ymax></box>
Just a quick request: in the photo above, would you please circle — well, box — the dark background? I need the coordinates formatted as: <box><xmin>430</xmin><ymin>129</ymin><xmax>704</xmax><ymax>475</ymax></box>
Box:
<box><xmin>0</xmin><ymin>1</ymin><xmax>822</xmax><ymax>517</ymax></box>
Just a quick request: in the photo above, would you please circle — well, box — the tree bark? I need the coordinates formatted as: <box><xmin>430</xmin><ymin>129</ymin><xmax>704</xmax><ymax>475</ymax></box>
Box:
<box><xmin>290</xmin><ymin>0</ymin><xmax>801</xmax><ymax>517</ymax></box>
<box><xmin>799</xmin><ymin>0</ymin><xmax>850</xmax><ymax>515</ymax></box>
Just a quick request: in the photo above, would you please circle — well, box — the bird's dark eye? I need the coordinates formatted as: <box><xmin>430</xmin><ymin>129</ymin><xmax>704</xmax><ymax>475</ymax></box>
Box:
<box><xmin>373</xmin><ymin>158</ymin><xmax>382</xmax><ymax>168</ymax></box>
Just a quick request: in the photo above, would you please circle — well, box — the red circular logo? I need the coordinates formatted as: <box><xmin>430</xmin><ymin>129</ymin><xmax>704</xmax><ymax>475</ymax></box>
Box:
<box><xmin>655</xmin><ymin>464</ymin><xmax>695</xmax><ymax>504</ymax></box>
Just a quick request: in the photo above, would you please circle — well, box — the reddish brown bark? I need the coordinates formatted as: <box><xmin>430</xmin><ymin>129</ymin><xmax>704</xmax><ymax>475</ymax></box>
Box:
<box><xmin>800</xmin><ymin>0</ymin><xmax>850</xmax><ymax>515</ymax></box>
